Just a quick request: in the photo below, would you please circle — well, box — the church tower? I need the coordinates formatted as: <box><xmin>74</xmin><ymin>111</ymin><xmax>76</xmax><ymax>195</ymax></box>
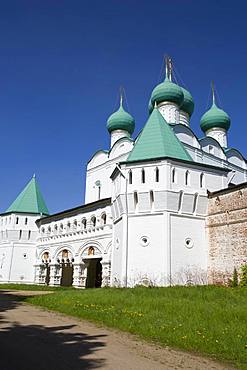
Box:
<box><xmin>200</xmin><ymin>82</ymin><xmax>231</xmax><ymax>148</ymax></box>
<box><xmin>148</xmin><ymin>58</ymin><xmax>194</xmax><ymax>126</ymax></box>
<box><xmin>107</xmin><ymin>94</ymin><xmax>135</xmax><ymax>148</ymax></box>
<box><xmin>0</xmin><ymin>175</ymin><xmax>49</xmax><ymax>283</ymax></box>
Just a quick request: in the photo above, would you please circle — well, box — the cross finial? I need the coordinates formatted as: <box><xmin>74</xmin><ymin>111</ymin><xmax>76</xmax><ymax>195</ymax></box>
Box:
<box><xmin>154</xmin><ymin>101</ymin><xmax>157</xmax><ymax>108</ymax></box>
<box><xmin>33</xmin><ymin>173</ymin><xmax>36</xmax><ymax>179</ymax></box>
<box><xmin>119</xmin><ymin>86</ymin><xmax>124</xmax><ymax>107</ymax></box>
<box><xmin>211</xmin><ymin>81</ymin><xmax>215</xmax><ymax>105</ymax></box>
<box><xmin>165</xmin><ymin>56</ymin><xmax>172</xmax><ymax>81</ymax></box>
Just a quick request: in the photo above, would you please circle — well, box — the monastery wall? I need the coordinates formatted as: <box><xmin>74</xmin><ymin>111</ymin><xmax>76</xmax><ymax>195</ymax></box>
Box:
<box><xmin>207</xmin><ymin>183</ymin><xmax>247</xmax><ymax>284</ymax></box>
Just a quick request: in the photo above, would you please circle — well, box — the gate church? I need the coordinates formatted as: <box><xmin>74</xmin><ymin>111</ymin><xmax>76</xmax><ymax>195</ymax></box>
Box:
<box><xmin>0</xmin><ymin>60</ymin><xmax>247</xmax><ymax>288</ymax></box>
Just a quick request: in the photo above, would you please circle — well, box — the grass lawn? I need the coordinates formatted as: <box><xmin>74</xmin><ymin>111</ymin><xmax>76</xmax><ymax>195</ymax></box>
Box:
<box><xmin>1</xmin><ymin>285</ymin><xmax>246</xmax><ymax>369</ymax></box>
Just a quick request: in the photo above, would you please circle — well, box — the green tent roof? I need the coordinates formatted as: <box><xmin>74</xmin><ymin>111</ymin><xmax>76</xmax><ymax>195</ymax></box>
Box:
<box><xmin>127</xmin><ymin>108</ymin><xmax>192</xmax><ymax>163</ymax></box>
<box><xmin>5</xmin><ymin>176</ymin><xmax>49</xmax><ymax>215</ymax></box>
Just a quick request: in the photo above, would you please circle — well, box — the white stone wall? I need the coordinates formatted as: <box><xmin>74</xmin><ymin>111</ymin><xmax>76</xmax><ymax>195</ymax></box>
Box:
<box><xmin>0</xmin><ymin>213</ymin><xmax>40</xmax><ymax>283</ymax></box>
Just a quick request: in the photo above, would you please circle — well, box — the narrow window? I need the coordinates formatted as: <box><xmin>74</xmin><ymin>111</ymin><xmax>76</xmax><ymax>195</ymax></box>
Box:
<box><xmin>16</xmin><ymin>217</ymin><xmax>19</xmax><ymax>225</ymax></box>
<box><xmin>185</xmin><ymin>170</ymin><xmax>190</xmax><ymax>186</ymax></box>
<box><xmin>25</xmin><ymin>217</ymin><xmax>28</xmax><ymax>225</ymax></box>
<box><xmin>28</xmin><ymin>230</ymin><xmax>31</xmax><ymax>240</ymax></box>
<box><xmin>102</xmin><ymin>213</ymin><xmax>106</xmax><ymax>225</ymax></box>
<box><xmin>150</xmin><ymin>190</ymin><xmax>154</xmax><ymax>209</ymax></box>
<box><xmin>129</xmin><ymin>170</ymin><xmax>132</xmax><ymax>185</ymax></box>
<box><xmin>200</xmin><ymin>173</ymin><xmax>204</xmax><ymax>188</ymax></box>
<box><xmin>134</xmin><ymin>191</ymin><xmax>138</xmax><ymax>211</ymax></box>
<box><xmin>141</xmin><ymin>168</ymin><xmax>145</xmax><ymax>184</ymax></box>
<box><xmin>155</xmin><ymin>167</ymin><xmax>159</xmax><ymax>182</ymax></box>
<box><xmin>91</xmin><ymin>216</ymin><xmax>96</xmax><ymax>227</ymax></box>
<box><xmin>19</xmin><ymin>230</ymin><xmax>22</xmax><ymax>240</ymax></box>
<box><xmin>172</xmin><ymin>168</ymin><xmax>176</xmax><ymax>183</ymax></box>
<box><xmin>82</xmin><ymin>219</ymin><xmax>87</xmax><ymax>230</ymax></box>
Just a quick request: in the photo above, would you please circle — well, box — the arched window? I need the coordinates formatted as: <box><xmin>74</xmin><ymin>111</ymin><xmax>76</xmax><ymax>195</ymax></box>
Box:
<box><xmin>134</xmin><ymin>191</ymin><xmax>138</xmax><ymax>211</ymax></box>
<box><xmin>67</xmin><ymin>222</ymin><xmax>71</xmax><ymax>232</ymax></box>
<box><xmin>73</xmin><ymin>220</ymin><xmax>77</xmax><ymax>230</ymax></box>
<box><xmin>25</xmin><ymin>217</ymin><xmax>28</xmax><ymax>225</ymax></box>
<box><xmin>101</xmin><ymin>213</ymin><xmax>106</xmax><ymax>225</ymax></box>
<box><xmin>155</xmin><ymin>167</ymin><xmax>159</xmax><ymax>182</ymax></box>
<box><xmin>47</xmin><ymin>226</ymin><xmax>51</xmax><ymax>235</ymax></box>
<box><xmin>19</xmin><ymin>230</ymin><xmax>22</xmax><ymax>240</ymax></box>
<box><xmin>141</xmin><ymin>168</ymin><xmax>145</xmax><ymax>184</ymax></box>
<box><xmin>200</xmin><ymin>173</ymin><xmax>204</xmax><ymax>188</ymax></box>
<box><xmin>59</xmin><ymin>224</ymin><xmax>63</xmax><ymax>233</ymax></box>
<box><xmin>185</xmin><ymin>170</ymin><xmax>190</xmax><ymax>186</ymax></box>
<box><xmin>16</xmin><ymin>217</ymin><xmax>19</xmax><ymax>225</ymax></box>
<box><xmin>91</xmin><ymin>216</ymin><xmax>96</xmax><ymax>227</ymax></box>
<box><xmin>172</xmin><ymin>168</ymin><xmax>176</xmax><ymax>183</ymax></box>
<box><xmin>82</xmin><ymin>218</ymin><xmax>87</xmax><ymax>230</ymax></box>
<box><xmin>54</xmin><ymin>224</ymin><xmax>58</xmax><ymax>234</ymax></box>
<box><xmin>28</xmin><ymin>230</ymin><xmax>31</xmax><ymax>240</ymax></box>
<box><xmin>129</xmin><ymin>170</ymin><xmax>133</xmax><ymax>185</ymax></box>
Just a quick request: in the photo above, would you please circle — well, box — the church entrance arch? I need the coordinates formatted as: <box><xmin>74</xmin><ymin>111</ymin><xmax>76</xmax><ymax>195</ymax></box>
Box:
<box><xmin>57</xmin><ymin>249</ymin><xmax>74</xmax><ymax>287</ymax></box>
<box><xmin>85</xmin><ymin>257</ymin><xmax>102</xmax><ymax>288</ymax></box>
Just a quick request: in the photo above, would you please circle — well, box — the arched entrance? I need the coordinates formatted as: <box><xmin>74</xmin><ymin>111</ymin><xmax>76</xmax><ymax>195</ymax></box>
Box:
<box><xmin>58</xmin><ymin>249</ymin><xmax>74</xmax><ymax>287</ymax></box>
<box><xmin>86</xmin><ymin>258</ymin><xmax>102</xmax><ymax>288</ymax></box>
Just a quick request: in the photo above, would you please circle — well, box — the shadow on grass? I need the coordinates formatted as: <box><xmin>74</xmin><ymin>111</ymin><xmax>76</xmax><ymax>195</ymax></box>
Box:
<box><xmin>0</xmin><ymin>291</ymin><xmax>106</xmax><ymax>370</ymax></box>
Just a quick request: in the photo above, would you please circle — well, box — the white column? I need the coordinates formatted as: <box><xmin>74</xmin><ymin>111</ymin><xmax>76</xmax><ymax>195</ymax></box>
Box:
<box><xmin>73</xmin><ymin>262</ymin><xmax>88</xmax><ymax>288</ymax></box>
<box><xmin>49</xmin><ymin>264</ymin><xmax>61</xmax><ymax>286</ymax></box>
<box><xmin>101</xmin><ymin>260</ymin><xmax>111</xmax><ymax>287</ymax></box>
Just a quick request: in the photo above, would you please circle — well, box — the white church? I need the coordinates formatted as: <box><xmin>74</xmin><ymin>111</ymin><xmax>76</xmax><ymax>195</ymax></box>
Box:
<box><xmin>0</xmin><ymin>60</ymin><xmax>246</xmax><ymax>288</ymax></box>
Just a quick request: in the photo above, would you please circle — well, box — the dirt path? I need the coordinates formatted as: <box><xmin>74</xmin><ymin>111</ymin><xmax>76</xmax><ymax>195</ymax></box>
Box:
<box><xmin>0</xmin><ymin>290</ymin><xmax>233</xmax><ymax>370</ymax></box>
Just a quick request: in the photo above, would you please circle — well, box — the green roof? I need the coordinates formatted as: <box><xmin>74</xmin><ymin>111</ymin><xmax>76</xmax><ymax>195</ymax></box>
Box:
<box><xmin>127</xmin><ymin>108</ymin><xmax>192</xmax><ymax>163</ymax></box>
<box><xmin>200</xmin><ymin>102</ymin><xmax>231</xmax><ymax>133</ymax></box>
<box><xmin>180</xmin><ymin>87</ymin><xmax>194</xmax><ymax>116</ymax></box>
<box><xmin>151</xmin><ymin>78</ymin><xmax>184</xmax><ymax>107</ymax></box>
<box><xmin>5</xmin><ymin>176</ymin><xmax>49</xmax><ymax>215</ymax></box>
<box><xmin>107</xmin><ymin>100</ymin><xmax>135</xmax><ymax>135</ymax></box>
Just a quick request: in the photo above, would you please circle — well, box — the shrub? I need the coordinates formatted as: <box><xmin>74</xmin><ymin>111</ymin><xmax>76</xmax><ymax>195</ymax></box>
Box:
<box><xmin>240</xmin><ymin>264</ymin><xmax>247</xmax><ymax>287</ymax></box>
<box><xmin>231</xmin><ymin>267</ymin><xmax>238</xmax><ymax>287</ymax></box>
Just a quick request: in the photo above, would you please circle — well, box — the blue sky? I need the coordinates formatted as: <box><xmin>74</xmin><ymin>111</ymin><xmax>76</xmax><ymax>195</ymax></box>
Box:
<box><xmin>0</xmin><ymin>0</ymin><xmax>246</xmax><ymax>213</ymax></box>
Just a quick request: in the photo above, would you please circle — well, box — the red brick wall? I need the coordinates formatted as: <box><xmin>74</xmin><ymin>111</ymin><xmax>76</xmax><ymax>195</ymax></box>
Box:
<box><xmin>207</xmin><ymin>186</ymin><xmax>247</xmax><ymax>284</ymax></box>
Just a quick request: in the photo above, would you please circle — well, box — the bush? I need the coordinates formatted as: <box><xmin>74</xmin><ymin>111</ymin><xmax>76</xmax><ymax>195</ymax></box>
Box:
<box><xmin>231</xmin><ymin>267</ymin><xmax>238</xmax><ymax>287</ymax></box>
<box><xmin>240</xmin><ymin>264</ymin><xmax>247</xmax><ymax>287</ymax></box>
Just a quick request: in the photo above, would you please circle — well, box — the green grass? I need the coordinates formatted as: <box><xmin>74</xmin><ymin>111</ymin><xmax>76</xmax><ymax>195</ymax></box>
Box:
<box><xmin>1</xmin><ymin>285</ymin><xmax>247</xmax><ymax>369</ymax></box>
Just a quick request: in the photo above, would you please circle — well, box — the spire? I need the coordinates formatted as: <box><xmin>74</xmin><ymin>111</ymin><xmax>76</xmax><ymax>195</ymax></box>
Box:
<box><xmin>5</xmin><ymin>176</ymin><xmax>49</xmax><ymax>215</ymax></box>
<box><xmin>119</xmin><ymin>86</ymin><xmax>124</xmax><ymax>108</ymax></box>
<box><xmin>165</xmin><ymin>56</ymin><xmax>172</xmax><ymax>81</ymax></box>
<box><xmin>211</xmin><ymin>80</ymin><xmax>216</xmax><ymax>105</ymax></box>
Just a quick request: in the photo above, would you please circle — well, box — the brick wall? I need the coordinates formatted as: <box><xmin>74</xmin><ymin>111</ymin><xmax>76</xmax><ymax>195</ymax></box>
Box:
<box><xmin>207</xmin><ymin>184</ymin><xmax>247</xmax><ymax>285</ymax></box>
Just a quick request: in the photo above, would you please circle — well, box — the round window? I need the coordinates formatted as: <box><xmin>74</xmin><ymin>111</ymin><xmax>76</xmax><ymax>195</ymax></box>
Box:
<box><xmin>140</xmin><ymin>236</ymin><xmax>150</xmax><ymax>247</ymax></box>
<box><xmin>185</xmin><ymin>238</ymin><xmax>194</xmax><ymax>249</ymax></box>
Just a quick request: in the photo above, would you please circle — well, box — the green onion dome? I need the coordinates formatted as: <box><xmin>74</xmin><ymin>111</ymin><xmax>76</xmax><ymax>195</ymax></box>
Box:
<box><xmin>151</xmin><ymin>78</ymin><xmax>184</xmax><ymax>107</ymax></box>
<box><xmin>180</xmin><ymin>87</ymin><xmax>194</xmax><ymax>116</ymax></box>
<box><xmin>200</xmin><ymin>102</ymin><xmax>231</xmax><ymax>133</ymax></box>
<box><xmin>107</xmin><ymin>101</ymin><xmax>135</xmax><ymax>135</ymax></box>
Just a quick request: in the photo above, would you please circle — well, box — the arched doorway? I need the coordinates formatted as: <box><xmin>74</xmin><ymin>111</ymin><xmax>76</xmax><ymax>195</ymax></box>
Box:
<box><xmin>86</xmin><ymin>258</ymin><xmax>102</xmax><ymax>288</ymax></box>
<box><xmin>82</xmin><ymin>246</ymin><xmax>102</xmax><ymax>288</ymax></box>
<box><xmin>58</xmin><ymin>249</ymin><xmax>74</xmax><ymax>287</ymax></box>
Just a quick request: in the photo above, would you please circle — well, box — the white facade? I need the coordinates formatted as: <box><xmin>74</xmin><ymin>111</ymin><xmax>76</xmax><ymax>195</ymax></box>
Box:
<box><xmin>1</xmin><ymin>72</ymin><xmax>247</xmax><ymax>288</ymax></box>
